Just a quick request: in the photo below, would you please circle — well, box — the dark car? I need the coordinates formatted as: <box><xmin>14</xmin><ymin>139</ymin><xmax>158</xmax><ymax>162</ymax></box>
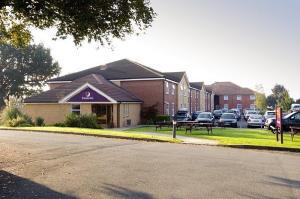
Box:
<box><xmin>219</xmin><ymin>113</ymin><xmax>238</xmax><ymax>128</ymax></box>
<box><xmin>195</xmin><ymin>112</ymin><xmax>214</xmax><ymax>123</ymax></box>
<box><xmin>265</xmin><ymin>111</ymin><xmax>300</xmax><ymax>131</ymax></box>
<box><xmin>191</xmin><ymin>111</ymin><xmax>202</xmax><ymax>121</ymax></box>
<box><xmin>175</xmin><ymin>110</ymin><xmax>191</xmax><ymax>122</ymax></box>
<box><xmin>213</xmin><ymin>110</ymin><xmax>223</xmax><ymax>119</ymax></box>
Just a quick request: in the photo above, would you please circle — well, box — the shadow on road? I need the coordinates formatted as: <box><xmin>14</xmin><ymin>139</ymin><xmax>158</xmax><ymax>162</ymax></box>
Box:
<box><xmin>0</xmin><ymin>170</ymin><xmax>77</xmax><ymax>199</ymax></box>
<box><xmin>266</xmin><ymin>176</ymin><xmax>300</xmax><ymax>189</ymax></box>
<box><xmin>102</xmin><ymin>183</ymin><xmax>154</xmax><ymax>199</ymax></box>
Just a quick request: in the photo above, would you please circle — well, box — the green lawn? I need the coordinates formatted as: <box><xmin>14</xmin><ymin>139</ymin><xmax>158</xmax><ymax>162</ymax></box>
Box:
<box><xmin>0</xmin><ymin>126</ymin><xmax>182</xmax><ymax>143</ymax></box>
<box><xmin>127</xmin><ymin>126</ymin><xmax>300</xmax><ymax>149</ymax></box>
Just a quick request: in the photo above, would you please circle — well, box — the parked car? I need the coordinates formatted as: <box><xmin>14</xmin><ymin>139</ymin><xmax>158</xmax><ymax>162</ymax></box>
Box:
<box><xmin>213</xmin><ymin>110</ymin><xmax>223</xmax><ymax>119</ymax></box>
<box><xmin>175</xmin><ymin>110</ymin><xmax>191</xmax><ymax>121</ymax></box>
<box><xmin>219</xmin><ymin>113</ymin><xmax>238</xmax><ymax>128</ymax></box>
<box><xmin>228</xmin><ymin>109</ymin><xmax>241</xmax><ymax>121</ymax></box>
<box><xmin>291</xmin><ymin>104</ymin><xmax>300</xmax><ymax>112</ymax></box>
<box><xmin>245</xmin><ymin>110</ymin><xmax>259</xmax><ymax>120</ymax></box>
<box><xmin>191</xmin><ymin>111</ymin><xmax>202</xmax><ymax>121</ymax></box>
<box><xmin>263</xmin><ymin>111</ymin><xmax>275</xmax><ymax>120</ymax></box>
<box><xmin>195</xmin><ymin>112</ymin><xmax>214</xmax><ymax>123</ymax></box>
<box><xmin>247</xmin><ymin>114</ymin><xmax>264</xmax><ymax>128</ymax></box>
<box><xmin>231</xmin><ymin>109</ymin><xmax>241</xmax><ymax>119</ymax></box>
<box><xmin>264</xmin><ymin>118</ymin><xmax>275</xmax><ymax>130</ymax></box>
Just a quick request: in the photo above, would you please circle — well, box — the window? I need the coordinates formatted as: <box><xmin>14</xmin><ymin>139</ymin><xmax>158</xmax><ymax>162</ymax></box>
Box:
<box><xmin>172</xmin><ymin>103</ymin><xmax>175</xmax><ymax>116</ymax></box>
<box><xmin>224</xmin><ymin>104</ymin><xmax>229</xmax><ymax>109</ymax></box>
<box><xmin>71</xmin><ymin>104</ymin><xmax>80</xmax><ymax>115</ymax></box>
<box><xmin>250</xmin><ymin>95</ymin><xmax>256</xmax><ymax>100</ymax></box>
<box><xmin>224</xmin><ymin>95</ymin><xmax>228</xmax><ymax>101</ymax></box>
<box><xmin>165</xmin><ymin>102</ymin><xmax>169</xmax><ymax>115</ymax></box>
<box><xmin>172</xmin><ymin>85</ymin><xmax>175</xmax><ymax>95</ymax></box>
<box><xmin>165</xmin><ymin>82</ymin><xmax>169</xmax><ymax>94</ymax></box>
<box><xmin>237</xmin><ymin>104</ymin><xmax>242</xmax><ymax>109</ymax></box>
<box><xmin>250</xmin><ymin>104</ymin><xmax>256</xmax><ymax>109</ymax></box>
<box><xmin>237</xmin><ymin>95</ymin><xmax>242</xmax><ymax>101</ymax></box>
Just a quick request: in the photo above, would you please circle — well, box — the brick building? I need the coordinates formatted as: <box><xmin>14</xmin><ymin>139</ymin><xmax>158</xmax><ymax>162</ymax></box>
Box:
<box><xmin>210</xmin><ymin>82</ymin><xmax>256</xmax><ymax>111</ymax></box>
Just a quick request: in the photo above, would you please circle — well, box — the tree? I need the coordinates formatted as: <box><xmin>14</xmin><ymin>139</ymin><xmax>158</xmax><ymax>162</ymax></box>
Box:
<box><xmin>0</xmin><ymin>44</ymin><xmax>60</xmax><ymax>108</ymax></box>
<box><xmin>295</xmin><ymin>99</ymin><xmax>300</xmax><ymax>104</ymax></box>
<box><xmin>278</xmin><ymin>91</ymin><xmax>293</xmax><ymax>112</ymax></box>
<box><xmin>266</xmin><ymin>95</ymin><xmax>276</xmax><ymax>109</ymax></box>
<box><xmin>255</xmin><ymin>92</ymin><xmax>267</xmax><ymax>112</ymax></box>
<box><xmin>271</xmin><ymin>84</ymin><xmax>288</xmax><ymax>103</ymax></box>
<box><xmin>0</xmin><ymin>0</ymin><xmax>156</xmax><ymax>47</ymax></box>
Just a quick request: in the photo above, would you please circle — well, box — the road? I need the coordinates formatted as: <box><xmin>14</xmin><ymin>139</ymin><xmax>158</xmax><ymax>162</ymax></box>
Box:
<box><xmin>0</xmin><ymin>130</ymin><xmax>300</xmax><ymax>199</ymax></box>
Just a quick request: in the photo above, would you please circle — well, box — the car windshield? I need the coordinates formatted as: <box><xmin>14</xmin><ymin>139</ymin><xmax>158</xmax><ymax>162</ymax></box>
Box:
<box><xmin>221</xmin><ymin>114</ymin><xmax>235</xmax><ymax>119</ymax></box>
<box><xmin>198</xmin><ymin>113</ymin><xmax>211</xmax><ymax>118</ymax></box>
<box><xmin>283</xmin><ymin>112</ymin><xmax>295</xmax><ymax>119</ymax></box>
<box><xmin>267</xmin><ymin>112</ymin><xmax>275</xmax><ymax>115</ymax></box>
<box><xmin>214</xmin><ymin>110</ymin><xmax>221</xmax><ymax>114</ymax></box>
<box><xmin>250</xmin><ymin>115</ymin><xmax>262</xmax><ymax>119</ymax></box>
<box><xmin>248</xmin><ymin>111</ymin><xmax>257</xmax><ymax>115</ymax></box>
<box><xmin>176</xmin><ymin>112</ymin><xmax>187</xmax><ymax>117</ymax></box>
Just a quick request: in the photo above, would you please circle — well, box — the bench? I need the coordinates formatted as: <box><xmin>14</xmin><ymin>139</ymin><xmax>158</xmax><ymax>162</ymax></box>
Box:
<box><xmin>155</xmin><ymin>121</ymin><xmax>172</xmax><ymax>131</ymax></box>
<box><xmin>183</xmin><ymin>122</ymin><xmax>213</xmax><ymax>134</ymax></box>
<box><xmin>290</xmin><ymin>126</ymin><xmax>300</xmax><ymax>141</ymax></box>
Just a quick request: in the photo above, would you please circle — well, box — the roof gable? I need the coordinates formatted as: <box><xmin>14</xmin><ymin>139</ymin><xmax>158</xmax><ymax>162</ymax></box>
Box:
<box><xmin>163</xmin><ymin>72</ymin><xmax>186</xmax><ymax>83</ymax></box>
<box><xmin>210</xmin><ymin>82</ymin><xmax>254</xmax><ymax>95</ymax></box>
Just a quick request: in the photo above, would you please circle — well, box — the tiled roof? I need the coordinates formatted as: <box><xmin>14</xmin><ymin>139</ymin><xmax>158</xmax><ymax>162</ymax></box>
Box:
<box><xmin>190</xmin><ymin>82</ymin><xmax>204</xmax><ymax>90</ymax></box>
<box><xmin>48</xmin><ymin>59</ymin><xmax>164</xmax><ymax>82</ymax></box>
<box><xmin>25</xmin><ymin>74</ymin><xmax>142</xmax><ymax>103</ymax></box>
<box><xmin>163</xmin><ymin>72</ymin><xmax>185</xmax><ymax>83</ymax></box>
<box><xmin>209</xmin><ymin>82</ymin><xmax>254</xmax><ymax>95</ymax></box>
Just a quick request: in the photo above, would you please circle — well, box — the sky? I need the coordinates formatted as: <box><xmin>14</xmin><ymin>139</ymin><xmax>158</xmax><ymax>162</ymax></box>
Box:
<box><xmin>31</xmin><ymin>0</ymin><xmax>300</xmax><ymax>99</ymax></box>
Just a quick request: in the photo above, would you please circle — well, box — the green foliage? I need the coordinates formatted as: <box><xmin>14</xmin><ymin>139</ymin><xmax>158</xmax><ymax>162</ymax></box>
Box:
<box><xmin>266</xmin><ymin>95</ymin><xmax>277</xmax><ymax>109</ymax></box>
<box><xmin>64</xmin><ymin>114</ymin><xmax>101</xmax><ymax>129</ymax></box>
<box><xmin>1</xmin><ymin>106</ymin><xmax>33</xmax><ymax>127</ymax></box>
<box><xmin>53</xmin><ymin>122</ymin><xmax>66</xmax><ymax>127</ymax></box>
<box><xmin>155</xmin><ymin>115</ymin><xmax>171</xmax><ymax>122</ymax></box>
<box><xmin>35</xmin><ymin>117</ymin><xmax>45</xmax><ymax>127</ymax></box>
<box><xmin>0</xmin><ymin>0</ymin><xmax>156</xmax><ymax>46</ymax></box>
<box><xmin>0</xmin><ymin>44</ymin><xmax>60</xmax><ymax>108</ymax></box>
<box><xmin>278</xmin><ymin>91</ymin><xmax>293</xmax><ymax>112</ymax></box>
<box><xmin>255</xmin><ymin>92</ymin><xmax>267</xmax><ymax>112</ymax></box>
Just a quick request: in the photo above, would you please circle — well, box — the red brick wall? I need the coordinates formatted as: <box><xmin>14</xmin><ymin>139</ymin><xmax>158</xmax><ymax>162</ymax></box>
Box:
<box><xmin>189</xmin><ymin>89</ymin><xmax>200</xmax><ymax>113</ymax></box>
<box><xmin>120</xmin><ymin>80</ymin><xmax>164</xmax><ymax>114</ymax></box>
<box><xmin>218</xmin><ymin>95</ymin><xmax>255</xmax><ymax>110</ymax></box>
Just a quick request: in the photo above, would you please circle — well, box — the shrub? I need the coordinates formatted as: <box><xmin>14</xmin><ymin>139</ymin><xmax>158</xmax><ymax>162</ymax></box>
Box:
<box><xmin>54</xmin><ymin>122</ymin><xmax>66</xmax><ymax>127</ymax></box>
<box><xmin>35</xmin><ymin>117</ymin><xmax>45</xmax><ymax>127</ymax></box>
<box><xmin>155</xmin><ymin>115</ymin><xmax>171</xmax><ymax>122</ymax></box>
<box><xmin>64</xmin><ymin>113</ymin><xmax>101</xmax><ymax>129</ymax></box>
<box><xmin>1</xmin><ymin>106</ymin><xmax>33</xmax><ymax>127</ymax></box>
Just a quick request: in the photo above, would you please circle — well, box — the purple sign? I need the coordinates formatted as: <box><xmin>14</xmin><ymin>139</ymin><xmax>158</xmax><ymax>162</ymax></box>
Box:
<box><xmin>68</xmin><ymin>87</ymin><xmax>110</xmax><ymax>102</ymax></box>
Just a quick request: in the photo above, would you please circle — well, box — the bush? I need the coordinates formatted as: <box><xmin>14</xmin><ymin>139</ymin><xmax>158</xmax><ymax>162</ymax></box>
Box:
<box><xmin>54</xmin><ymin>122</ymin><xmax>66</xmax><ymax>127</ymax></box>
<box><xmin>1</xmin><ymin>106</ymin><xmax>33</xmax><ymax>127</ymax></box>
<box><xmin>64</xmin><ymin>113</ymin><xmax>101</xmax><ymax>129</ymax></box>
<box><xmin>35</xmin><ymin>117</ymin><xmax>45</xmax><ymax>126</ymax></box>
<box><xmin>155</xmin><ymin>115</ymin><xmax>171</xmax><ymax>122</ymax></box>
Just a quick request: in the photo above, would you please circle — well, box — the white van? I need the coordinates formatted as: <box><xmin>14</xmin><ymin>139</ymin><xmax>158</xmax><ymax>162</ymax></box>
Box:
<box><xmin>291</xmin><ymin>104</ymin><xmax>300</xmax><ymax>112</ymax></box>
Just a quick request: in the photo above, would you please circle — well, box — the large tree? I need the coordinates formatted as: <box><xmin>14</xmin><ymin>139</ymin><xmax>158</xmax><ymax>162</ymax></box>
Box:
<box><xmin>0</xmin><ymin>44</ymin><xmax>60</xmax><ymax>108</ymax></box>
<box><xmin>278</xmin><ymin>91</ymin><xmax>293</xmax><ymax>112</ymax></box>
<box><xmin>0</xmin><ymin>0</ymin><xmax>156</xmax><ymax>47</ymax></box>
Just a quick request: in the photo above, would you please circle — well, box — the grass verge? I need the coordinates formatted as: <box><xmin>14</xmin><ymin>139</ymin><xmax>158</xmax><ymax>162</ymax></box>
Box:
<box><xmin>0</xmin><ymin>126</ymin><xmax>182</xmax><ymax>143</ymax></box>
<box><xmin>127</xmin><ymin>126</ymin><xmax>300</xmax><ymax>149</ymax></box>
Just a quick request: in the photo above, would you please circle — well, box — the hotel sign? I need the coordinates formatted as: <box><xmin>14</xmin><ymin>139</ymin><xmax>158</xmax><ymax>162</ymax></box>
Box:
<box><xmin>68</xmin><ymin>87</ymin><xmax>110</xmax><ymax>102</ymax></box>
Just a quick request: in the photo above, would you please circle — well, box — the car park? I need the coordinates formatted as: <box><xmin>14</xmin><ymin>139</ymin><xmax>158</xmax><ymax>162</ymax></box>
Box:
<box><xmin>244</xmin><ymin>110</ymin><xmax>259</xmax><ymax>120</ymax></box>
<box><xmin>213</xmin><ymin>110</ymin><xmax>223</xmax><ymax>119</ymax></box>
<box><xmin>175</xmin><ymin>110</ymin><xmax>191</xmax><ymax>121</ymax></box>
<box><xmin>291</xmin><ymin>104</ymin><xmax>300</xmax><ymax>112</ymax></box>
<box><xmin>228</xmin><ymin>109</ymin><xmax>241</xmax><ymax>121</ymax></box>
<box><xmin>191</xmin><ymin>111</ymin><xmax>202</xmax><ymax>121</ymax></box>
<box><xmin>247</xmin><ymin>114</ymin><xmax>264</xmax><ymax>128</ymax></box>
<box><xmin>263</xmin><ymin>111</ymin><xmax>275</xmax><ymax>120</ymax></box>
<box><xmin>195</xmin><ymin>112</ymin><xmax>214</xmax><ymax>123</ymax></box>
<box><xmin>219</xmin><ymin>113</ymin><xmax>238</xmax><ymax>128</ymax></box>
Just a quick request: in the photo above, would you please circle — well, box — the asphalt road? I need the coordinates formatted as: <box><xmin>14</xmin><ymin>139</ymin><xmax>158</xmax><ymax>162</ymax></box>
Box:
<box><xmin>1</xmin><ymin>130</ymin><xmax>300</xmax><ymax>199</ymax></box>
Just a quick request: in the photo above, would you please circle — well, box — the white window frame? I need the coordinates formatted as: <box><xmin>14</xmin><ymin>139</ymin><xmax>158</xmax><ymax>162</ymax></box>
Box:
<box><xmin>224</xmin><ymin>104</ymin><xmax>229</xmax><ymax>109</ymax></box>
<box><xmin>172</xmin><ymin>103</ymin><xmax>175</xmax><ymax>116</ymax></box>
<box><xmin>237</xmin><ymin>104</ymin><xmax>242</xmax><ymax>109</ymax></box>
<box><xmin>165</xmin><ymin>102</ymin><xmax>170</xmax><ymax>115</ymax></box>
<box><xmin>165</xmin><ymin>82</ymin><xmax>169</xmax><ymax>94</ymax></box>
<box><xmin>171</xmin><ymin>85</ymin><xmax>175</xmax><ymax>95</ymax></box>
<box><xmin>250</xmin><ymin>95</ymin><xmax>256</xmax><ymax>100</ymax></box>
<box><xmin>237</xmin><ymin>95</ymin><xmax>242</xmax><ymax>101</ymax></box>
<box><xmin>224</xmin><ymin>95</ymin><xmax>229</xmax><ymax>101</ymax></box>
<box><xmin>71</xmin><ymin>104</ymin><xmax>80</xmax><ymax>114</ymax></box>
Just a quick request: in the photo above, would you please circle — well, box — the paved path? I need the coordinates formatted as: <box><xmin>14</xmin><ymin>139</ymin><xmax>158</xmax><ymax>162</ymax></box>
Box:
<box><xmin>1</xmin><ymin>130</ymin><xmax>300</xmax><ymax>199</ymax></box>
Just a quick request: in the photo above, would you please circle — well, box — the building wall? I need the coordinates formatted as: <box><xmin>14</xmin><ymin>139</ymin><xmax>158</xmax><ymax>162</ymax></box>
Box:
<box><xmin>120</xmin><ymin>80</ymin><xmax>164</xmax><ymax>114</ymax></box>
<box><xmin>200</xmin><ymin>89</ymin><xmax>206</xmax><ymax>111</ymax></box>
<box><xmin>211</xmin><ymin>93</ymin><xmax>215</xmax><ymax>111</ymax></box>
<box><xmin>164</xmin><ymin>81</ymin><xmax>177</xmax><ymax>116</ymax></box>
<box><xmin>177</xmin><ymin>76</ymin><xmax>190</xmax><ymax>111</ymax></box>
<box><xmin>119</xmin><ymin>103</ymin><xmax>141</xmax><ymax>127</ymax></box>
<box><xmin>189</xmin><ymin>89</ymin><xmax>200</xmax><ymax>113</ymax></box>
<box><xmin>217</xmin><ymin>94</ymin><xmax>256</xmax><ymax>110</ymax></box>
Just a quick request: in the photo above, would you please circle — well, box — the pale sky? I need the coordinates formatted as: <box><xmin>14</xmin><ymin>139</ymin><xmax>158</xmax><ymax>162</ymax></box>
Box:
<box><xmin>31</xmin><ymin>0</ymin><xmax>300</xmax><ymax>99</ymax></box>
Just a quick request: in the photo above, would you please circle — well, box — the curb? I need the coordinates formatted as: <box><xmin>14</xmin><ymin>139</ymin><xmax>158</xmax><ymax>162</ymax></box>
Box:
<box><xmin>220</xmin><ymin>144</ymin><xmax>300</xmax><ymax>153</ymax></box>
<box><xmin>0</xmin><ymin>128</ymin><xmax>182</xmax><ymax>144</ymax></box>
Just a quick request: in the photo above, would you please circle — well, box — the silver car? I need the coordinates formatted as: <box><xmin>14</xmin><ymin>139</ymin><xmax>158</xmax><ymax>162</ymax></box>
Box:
<box><xmin>263</xmin><ymin>111</ymin><xmax>275</xmax><ymax>120</ymax></box>
<box><xmin>247</xmin><ymin>115</ymin><xmax>264</xmax><ymax>128</ymax></box>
